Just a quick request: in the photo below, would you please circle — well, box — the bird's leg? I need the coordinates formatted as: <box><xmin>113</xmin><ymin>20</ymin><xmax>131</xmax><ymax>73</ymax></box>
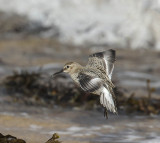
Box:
<box><xmin>104</xmin><ymin>108</ymin><xmax>108</xmax><ymax>119</ymax></box>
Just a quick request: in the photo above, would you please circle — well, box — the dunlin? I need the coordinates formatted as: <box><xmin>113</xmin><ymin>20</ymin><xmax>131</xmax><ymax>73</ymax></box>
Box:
<box><xmin>53</xmin><ymin>49</ymin><xmax>117</xmax><ymax>118</ymax></box>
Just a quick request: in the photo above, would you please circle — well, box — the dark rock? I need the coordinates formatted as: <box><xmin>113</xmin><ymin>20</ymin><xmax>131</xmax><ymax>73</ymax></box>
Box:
<box><xmin>0</xmin><ymin>133</ymin><xmax>26</xmax><ymax>143</ymax></box>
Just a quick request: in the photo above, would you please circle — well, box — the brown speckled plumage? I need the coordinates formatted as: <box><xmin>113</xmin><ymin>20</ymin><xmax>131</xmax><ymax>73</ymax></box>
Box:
<box><xmin>53</xmin><ymin>49</ymin><xmax>117</xmax><ymax>119</ymax></box>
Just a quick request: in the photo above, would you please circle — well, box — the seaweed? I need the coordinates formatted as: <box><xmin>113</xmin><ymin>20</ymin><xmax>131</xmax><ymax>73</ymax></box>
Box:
<box><xmin>116</xmin><ymin>79</ymin><xmax>160</xmax><ymax>115</ymax></box>
<box><xmin>2</xmin><ymin>71</ymin><xmax>98</xmax><ymax>108</ymax></box>
<box><xmin>45</xmin><ymin>133</ymin><xmax>61</xmax><ymax>143</ymax></box>
<box><xmin>0</xmin><ymin>133</ymin><xmax>26</xmax><ymax>143</ymax></box>
<box><xmin>2</xmin><ymin>71</ymin><xmax>160</xmax><ymax>115</ymax></box>
<box><xmin>0</xmin><ymin>133</ymin><xmax>61</xmax><ymax>143</ymax></box>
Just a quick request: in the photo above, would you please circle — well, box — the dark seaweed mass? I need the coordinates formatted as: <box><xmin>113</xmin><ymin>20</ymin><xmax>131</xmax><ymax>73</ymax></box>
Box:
<box><xmin>2</xmin><ymin>71</ymin><xmax>99</xmax><ymax>108</ymax></box>
<box><xmin>0</xmin><ymin>133</ymin><xmax>26</xmax><ymax>143</ymax></box>
<box><xmin>1</xmin><ymin>71</ymin><xmax>160</xmax><ymax>115</ymax></box>
<box><xmin>0</xmin><ymin>133</ymin><xmax>61</xmax><ymax>143</ymax></box>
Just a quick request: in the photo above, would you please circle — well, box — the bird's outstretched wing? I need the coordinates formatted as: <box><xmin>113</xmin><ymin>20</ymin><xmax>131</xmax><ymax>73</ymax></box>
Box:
<box><xmin>86</xmin><ymin>49</ymin><xmax>116</xmax><ymax>79</ymax></box>
<box><xmin>77</xmin><ymin>73</ymin><xmax>102</xmax><ymax>93</ymax></box>
<box><xmin>78</xmin><ymin>72</ymin><xmax>117</xmax><ymax>114</ymax></box>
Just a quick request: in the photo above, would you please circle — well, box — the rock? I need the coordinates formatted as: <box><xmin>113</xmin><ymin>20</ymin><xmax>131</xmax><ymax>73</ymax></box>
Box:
<box><xmin>0</xmin><ymin>133</ymin><xmax>26</xmax><ymax>143</ymax></box>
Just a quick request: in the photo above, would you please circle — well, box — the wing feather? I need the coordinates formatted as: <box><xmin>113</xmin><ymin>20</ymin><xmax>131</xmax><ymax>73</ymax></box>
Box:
<box><xmin>78</xmin><ymin>73</ymin><xmax>102</xmax><ymax>92</ymax></box>
<box><xmin>86</xmin><ymin>49</ymin><xmax>116</xmax><ymax>79</ymax></box>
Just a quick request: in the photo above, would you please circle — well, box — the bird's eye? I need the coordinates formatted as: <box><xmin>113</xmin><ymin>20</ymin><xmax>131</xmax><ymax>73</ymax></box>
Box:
<box><xmin>66</xmin><ymin>66</ymin><xmax>69</xmax><ymax>68</ymax></box>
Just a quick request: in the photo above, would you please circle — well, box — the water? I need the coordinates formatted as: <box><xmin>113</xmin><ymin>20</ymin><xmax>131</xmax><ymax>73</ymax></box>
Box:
<box><xmin>0</xmin><ymin>104</ymin><xmax>160</xmax><ymax>143</ymax></box>
<box><xmin>0</xmin><ymin>0</ymin><xmax>160</xmax><ymax>49</ymax></box>
<box><xmin>118</xmin><ymin>71</ymin><xmax>160</xmax><ymax>88</ymax></box>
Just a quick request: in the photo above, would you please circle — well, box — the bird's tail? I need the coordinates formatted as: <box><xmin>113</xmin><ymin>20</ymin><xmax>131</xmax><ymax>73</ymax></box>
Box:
<box><xmin>100</xmin><ymin>87</ymin><xmax>117</xmax><ymax>114</ymax></box>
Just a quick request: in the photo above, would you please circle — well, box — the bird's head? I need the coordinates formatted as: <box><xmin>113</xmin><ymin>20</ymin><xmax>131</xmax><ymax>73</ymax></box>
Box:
<box><xmin>52</xmin><ymin>62</ymin><xmax>82</xmax><ymax>77</ymax></box>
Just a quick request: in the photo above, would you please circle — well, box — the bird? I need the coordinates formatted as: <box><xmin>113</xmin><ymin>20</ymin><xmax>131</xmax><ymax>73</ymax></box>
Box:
<box><xmin>52</xmin><ymin>49</ymin><xmax>117</xmax><ymax>118</ymax></box>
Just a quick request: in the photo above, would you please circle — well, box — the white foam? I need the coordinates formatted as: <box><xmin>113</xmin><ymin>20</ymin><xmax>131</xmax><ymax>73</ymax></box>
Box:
<box><xmin>47</xmin><ymin>125</ymin><xmax>103</xmax><ymax>137</ymax></box>
<box><xmin>67</xmin><ymin>126</ymin><xmax>85</xmax><ymax>132</ymax></box>
<box><xmin>29</xmin><ymin>124</ymin><xmax>42</xmax><ymax>131</ymax></box>
<box><xmin>0</xmin><ymin>0</ymin><xmax>160</xmax><ymax>49</ymax></box>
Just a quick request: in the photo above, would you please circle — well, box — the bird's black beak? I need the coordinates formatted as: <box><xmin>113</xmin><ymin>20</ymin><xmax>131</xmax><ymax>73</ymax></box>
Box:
<box><xmin>51</xmin><ymin>69</ymin><xmax>63</xmax><ymax>78</ymax></box>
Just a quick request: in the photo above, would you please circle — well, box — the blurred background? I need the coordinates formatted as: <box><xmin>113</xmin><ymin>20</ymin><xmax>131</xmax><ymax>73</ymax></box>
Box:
<box><xmin>0</xmin><ymin>0</ymin><xmax>160</xmax><ymax>143</ymax></box>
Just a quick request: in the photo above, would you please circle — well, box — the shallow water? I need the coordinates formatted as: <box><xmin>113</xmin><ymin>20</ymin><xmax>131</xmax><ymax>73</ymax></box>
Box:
<box><xmin>0</xmin><ymin>103</ymin><xmax>160</xmax><ymax>143</ymax></box>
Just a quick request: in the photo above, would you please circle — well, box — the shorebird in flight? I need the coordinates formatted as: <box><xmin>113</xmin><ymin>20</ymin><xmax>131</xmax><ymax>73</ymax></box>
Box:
<box><xmin>53</xmin><ymin>49</ymin><xmax>117</xmax><ymax>118</ymax></box>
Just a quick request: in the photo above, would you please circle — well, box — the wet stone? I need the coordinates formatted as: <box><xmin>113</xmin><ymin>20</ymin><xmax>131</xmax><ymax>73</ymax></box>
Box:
<box><xmin>0</xmin><ymin>133</ymin><xmax>26</xmax><ymax>143</ymax></box>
